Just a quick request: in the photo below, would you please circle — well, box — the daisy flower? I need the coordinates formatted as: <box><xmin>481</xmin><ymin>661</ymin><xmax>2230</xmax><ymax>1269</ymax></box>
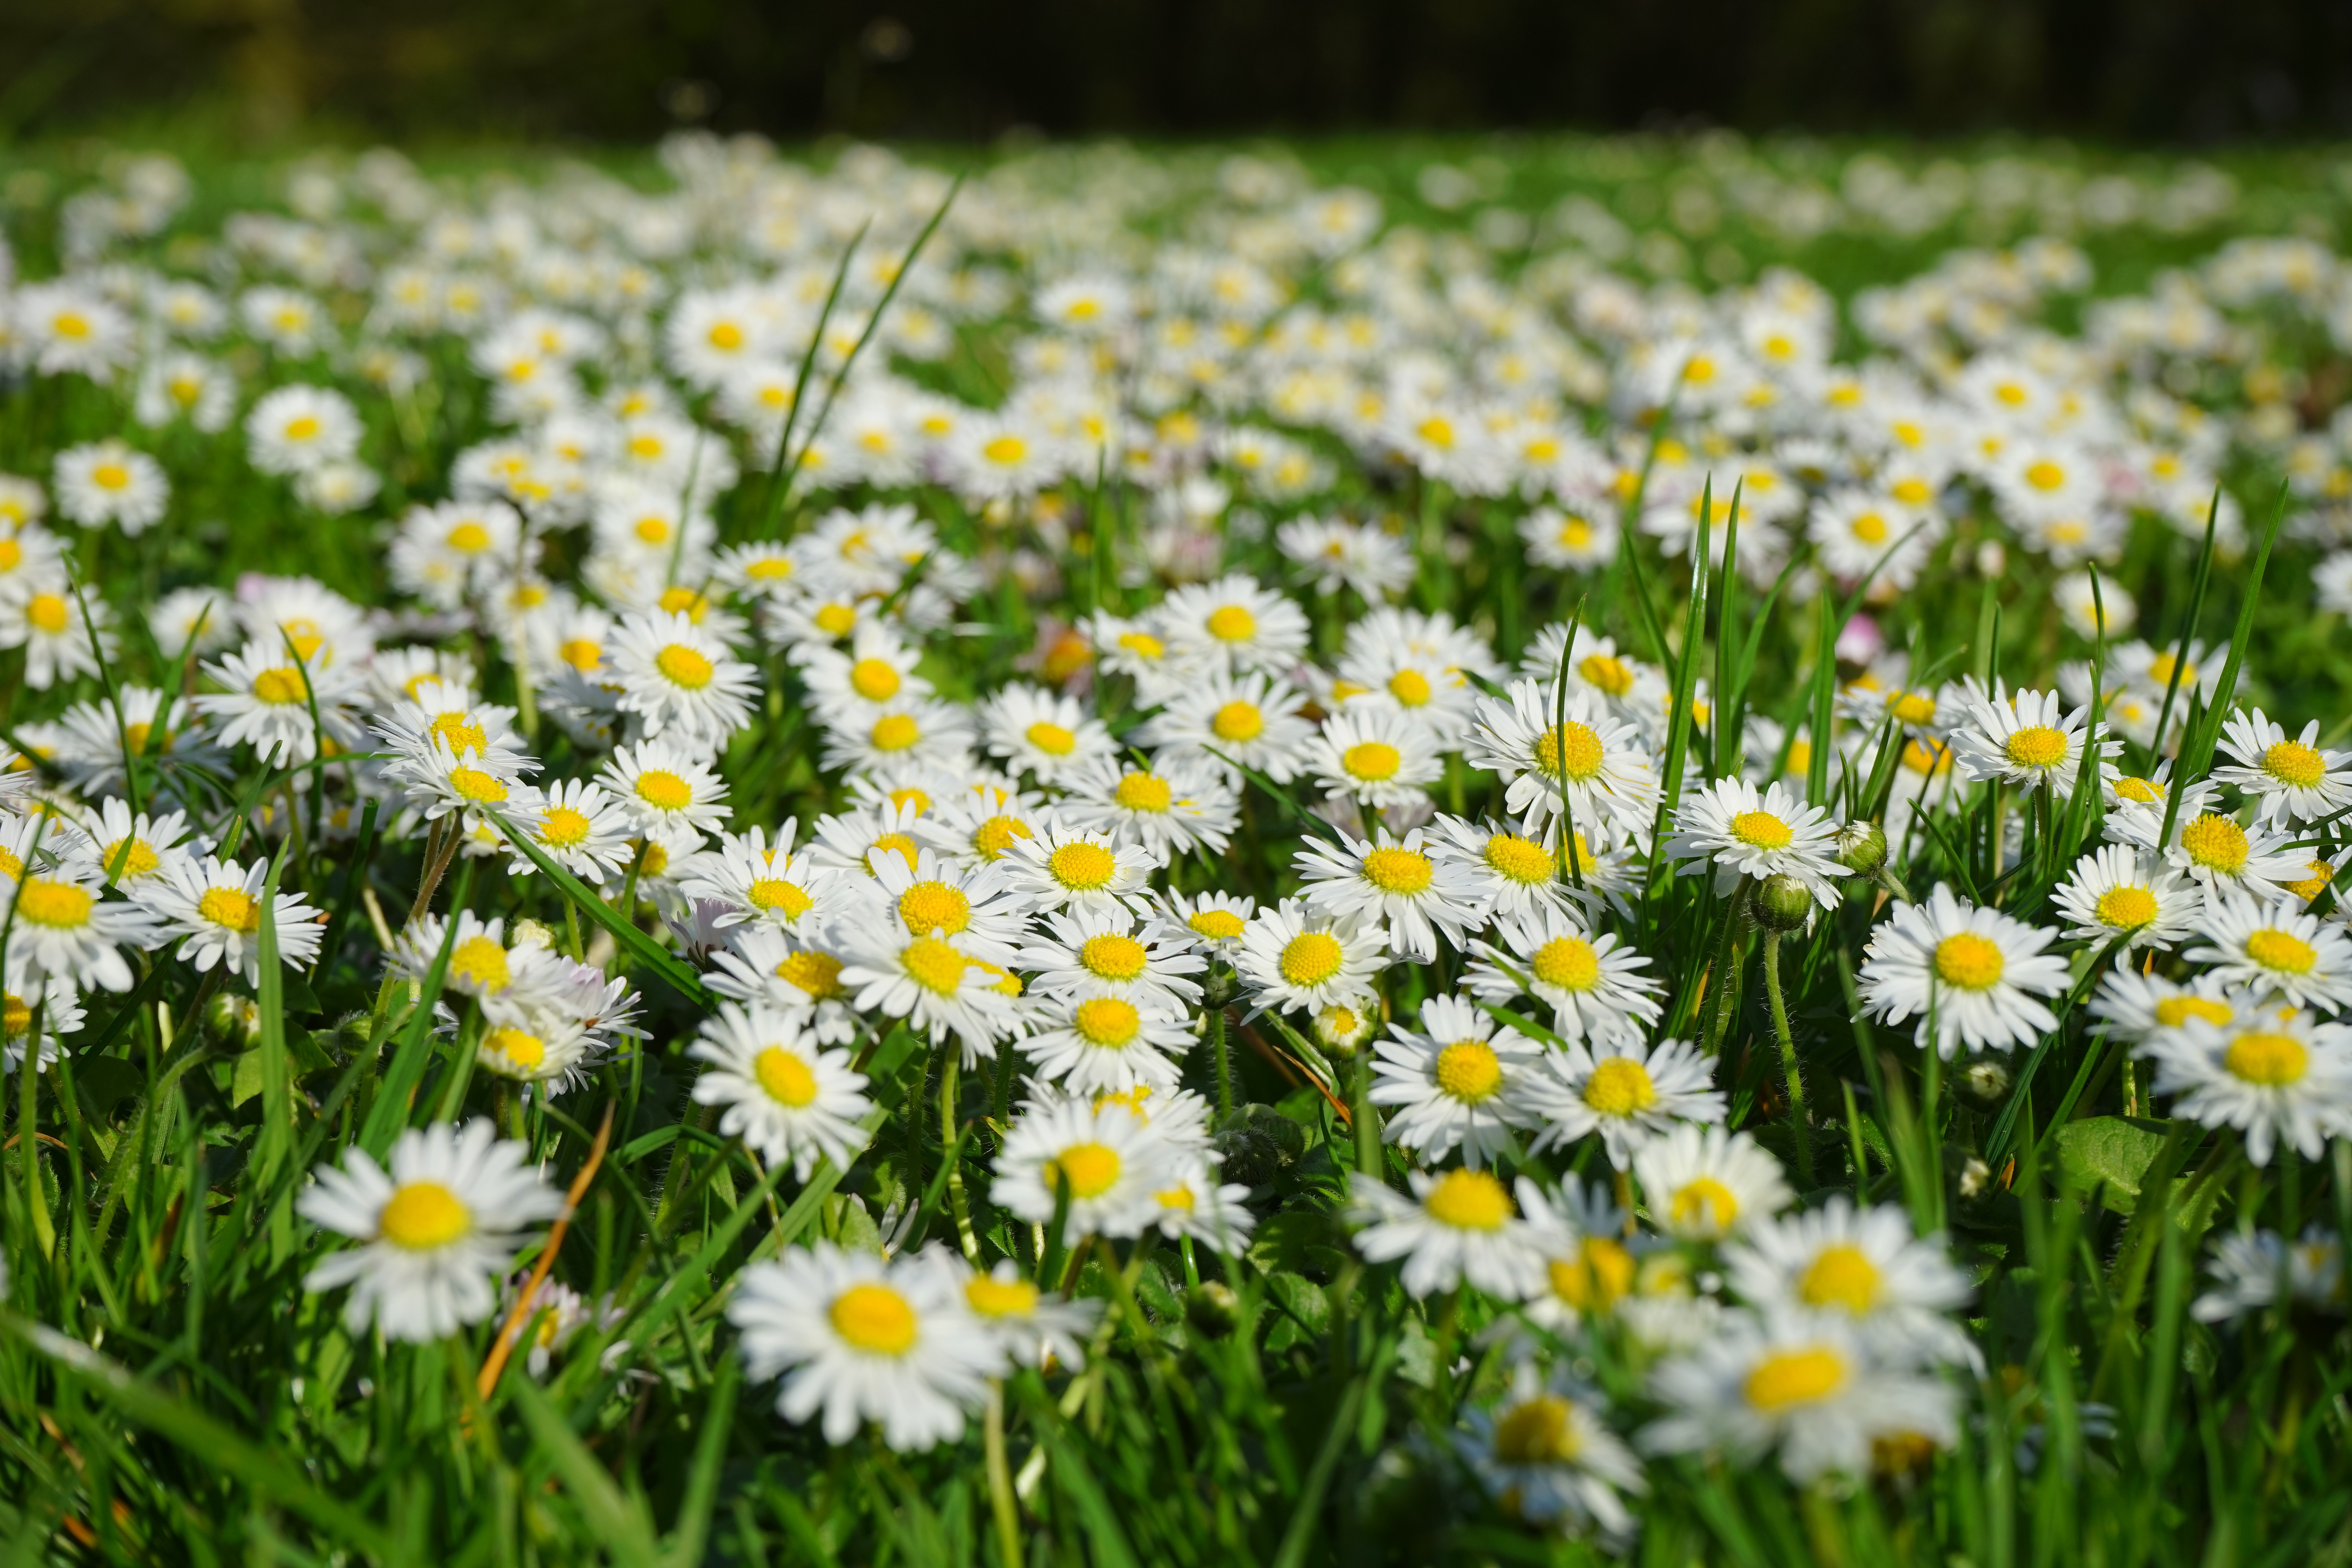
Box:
<box><xmin>1459</xmin><ymin>1363</ymin><xmax>1646</xmax><ymax>1544</ymax></box>
<box><xmin>2112</xmin><ymin>806</ymin><xmax>2309</xmax><ymax>900</ymax></box>
<box><xmin>2</xmin><ymin>974</ymin><xmax>84</xmax><ymax>1076</ymax></box>
<box><xmin>2185</xmin><ymin>891</ymin><xmax>2352</xmax><ymax>1013</ymax></box>
<box><xmin>1018</xmin><ymin>906</ymin><xmax>1205</xmax><ymax>1011</ymax></box>
<box><xmin>246</xmin><ymin>385</ymin><xmax>361</xmax><ymax>475</ymax></box>
<box><xmin>1023</xmin><ymin>994</ymin><xmax>1196</xmax><ymax>1095</ymax></box>
<box><xmin>1158</xmin><ymin>889</ymin><xmax>1255</xmax><ymax>955</ymax></box>
<box><xmin>510</xmin><ymin>778</ymin><xmax>637</xmax><ymax>886</ymax></box>
<box><xmin>1426</xmin><ymin>813</ymin><xmax>1579</xmax><ymax>924</ymax></box>
<box><xmin>475</xmin><ymin>1014</ymin><xmax>600</xmax><ymax>1095</ymax></box>
<box><xmin>995</xmin><ymin>824</ymin><xmax>1158</xmax><ymax>917</ymax></box>
<box><xmin>1057</xmin><ymin>753</ymin><xmax>1238</xmax><ymax>857</ymax></box>
<box><xmin>1666</xmin><ymin>777</ymin><xmax>1846</xmax><ymax>909</ymax></box>
<box><xmin>388</xmin><ymin>737</ymin><xmax>540</xmax><ymax>829</ymax></box>
<box><xmin>2211</xmin><ymin>708</ymin><xmax>2352</xmax><ymax>827</ymax></box>
<box><xmin>1723</xmin><ymin>1199</ymin><xmax>1977</xmax><ymax>1370</ymax></box>
<box><xmin>1347</xmin><ymin>1167</ymin><xmax>1548</xmax><ymax>1299</ymax></box>
<box><xmin>2138</xmin><ymin>1003</ymin><xmax>2352</xmax><ymax>1165</ymax></box>
<box><xmin>1136</xmin><ymin>670</ymin><xmax>1316</xmax><ymax>785</ymax></box>
<box><xmin>1856</xmin><ymin>884</ymin><xmax>2069</xmax><ymax>1058</ymax></box>
<box><xmin>835</xmin><ymin>920</ymin><xmax>1017</xmax><ymax>1062</ymax></box>
<box><xmin>1516</xmin><ymin>1177</ymin><xmax>1639</xmax><ymax>1333</ymax></box>
<box><xmin>607</xmin><ymin>609</ymin><xmax>759</xmax><ymax>750</ymax></box>
<box><xmin>729</xmin><ymin>1242</ymin><xmax>1000</xmax><ymax>1451</ymax></box>
<box><xmin>1303</xmin><ymin>705</ymin><xmax>1444</xmax><ymax>812</ymax></box>
<box><xmin>195</xmin><ymin>642</ymin><xmax>363</xmax><ymax>768</ymax></box>
<box><xmin>913</xmin><ymin>779</ymin><xmax>1051</xmax><ymax>869</ymax></box>
<box><xmin>142</xmin><ymin>855</ymin><xmax>322</xmax><ymax>985</ymax></box>
<box><xmin>818</xmin><ymin>698</ymin><xmax>977</xmax><ymax>778</ymax></box>
<box><xmin>705</xmin><ymin>927</ymin><xmax>859</xmax><ymax>1045</ymax></box>
<box><xmin>1948</xmin><ymin>684</ymin><xmax>2110</xmax><ymax>796</ymax></box>
<box><xmin>2051</xmin><ymin>844</ymin><xmax>2201</xmax><ymax>953</ymax></box>
<box><xmin>958</xmin><ymin>1258</ymin><xmax>1104</xmax><ymax>1371</ymax></box>
<box><xmin>1522</xmin><ymin>1036</ymin><xmax>1727</xmax><ymax>1169</ymax></box>
<box><xmin>1232</xmin><ymin>898</ymin><xmax>1386</xmax><ymax>1016</ymax></box>
<box><xmin>2089</xmin><ymin>967</ymin><xmax>2239</xmax><ymax>1044</ymax></box>
<box><xmin>391</xmin><ymin>911</ymin><xmax>569</xmax><ymax>1025</ymax></box>
<box><xmin>0</xmin><ymin>585</ymin><xmax>113</xmax><ymax>691</ymax></box>
<box><xmin>1642</xmin><ymin>1309</ymin><xmax>1957</xmax><ymax>1481</ymax></box>
<box><xmin>1158</xmin><ymin>573</ymin><xmax>1310</xmax><ymax>675</ymax></box>
<box><xmin>298</xmin><ymin>1119</ymin><xmax>567</xmax><ymax>1341</ymax></box>
<box><xmin>0</xmin><ymin>866</ymin><xmax>151</xmax><ymax>993</ymax></box>
<box><xmin>2192</xmin><ymin>1226</ymin><xmax>2346</xmax><ymax>1323</ymax></box>
<box><xmin>1463</xmin><ymin>907</ymin><xmax>1662</xmax><ymax>1049</ymax></box>
<box><xmin>980</xmin><ymin>683</ymin><xmax>1116</xmax><ymax>786</ymax></box>
<box><xmin>53</xmin><ymin>441</ymin><xmax>170</xmax><ymax>533</ymax></box>
<box><xmin>677</xmin><ymin>823</ymin><xmax>846</xmax><ymax>940</ymax></box>
<box><xmin>1464</xmin><ymin>680</ymin><xmax>1659</xmax><ymax>839</ymax></box>
<box><xmin>1294</xmin><ymin>826</ymin><xmax>1490</xmax><ymax>960</ymax></box>
<box><xmin>1519</xmin><ymin>505</ymin><xmax>1622</xmax><ymax>573</ymax></box>
<box><xmin>991</xmin><ymin>1097</ymin><xmax>1181</xmax><ymax>1246</ymax></box>
<box><xmin>1367</xmin><ymin>994</ymin><xmax>1544</xmax><ymax>1168</ymax></box>
<box><xmin>1149</xmin><ymin>1161</ymin><xmax>1261</xmax><ymax>1252</ymax></box>
<box><xmin>688</xmin><ymin>1002</ymin><xmax>875</xmax><ymax>1180</ymax></box>
<box><xmin>76</xmin><ymin>797</ymin><xmax>198</xmax><ymax>891</ymax></box>
<box><xmin>597</xmin><ymin>738</ymin><xmax>732</xmax><ymax>835</ymax></box>
<box><xmin>1633</xmin><ymin>1125</ymin><xmax>1793</xmax><ymax>1243</ymax></box>
<box><xmin>796</xmin><ymin>624</ymin><xmax>933</xmax><ymax>721</ymax></box>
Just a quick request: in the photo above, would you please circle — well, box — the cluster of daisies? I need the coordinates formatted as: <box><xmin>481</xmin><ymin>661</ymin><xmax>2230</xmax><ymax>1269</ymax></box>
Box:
<box><xmin>3</xmin><ymin>138</ymin><xmax>2351</xmax><ymax>1546</ymax></box>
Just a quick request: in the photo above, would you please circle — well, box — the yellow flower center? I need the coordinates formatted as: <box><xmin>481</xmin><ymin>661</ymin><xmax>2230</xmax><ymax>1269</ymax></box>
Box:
<box><xmin>2</xmin><ymin>993</ymin><xmax>29</xmax><ymax>1039</ymax></box>
<box><xmin>635</xmin><ymin>769</ymin><xmax>693</xmax><ymax>812</ymax></box>
<box><xmin>1530</xmin><ymin>935</ymin><xmax>1601</xmax><ymax>991</ymax></box>
<box><xmin>91</xmin><ymin>462</ymin><xmax>132</xmax><ymax>491</ymax></box>
<box><xmin>1212</xmin><ymin>701</ymin><xmax>1265</xmax><ymax>742</ymax></box>
<box><xmin>197</xmin><ymin>886</ymin><xmax>260</xmax><ymax>933</ymax></box>
<box><xmin>1493</xmin><ymin>1395</ymin><xmax>1585</xmax><ymax>1465</ymax></box>
<box><xmin>1549</xmin><ymin>1237</ymin><xmax>1634</xmax><ymax>1311</ymax></box>
<box><xmin>446</xmin><ymin>521</ymin><xmax>491</xmax><ymax>554</ymax></box>
<box><xmin>1423</xmin><ymin>1167</ymin><xmax>1513</xmax><ymax>1230</ymax></box>
<box><xmin>748</xmin><ymin>877</ymin><xmax>815</xmax><ymax>917</ymax></box>
<box><xmin>1206</xmin><ymin>605</ymin><xmax>1257</xmax><ymax>643</ymax></box>
<box><xmin>829</xmin><ymin>1283</ymin><xmax>918</xmax><ymax>1354</ymax></box>
<box><xmin>656</xmin><ymin>645</ymin><xmax>714</xmax><ymax>690</ymax></box>
<box><xmin>754</xmin><ymin>1045</ymin><xmax>819</xmax><ymax>1107</ymax></box>
<box><xmin>378</xmin><ymin>1180</ymin><xmax>473</xmax><ymax>1250</ymax></box>
<box><xmin>487</xmin><ymin>1027</ymin><xmax>547</xmax><ymax>1070</ymax></box>
<box><xmin>1744</xmin><ymin>1347</ymin><xmax>1848</xmax><ymax>1412</ymax></box>
<box><xmin>1800</xmin><ymin>1244</ymin><xmax>1882</xmax><ymax>1311</ymax></box>
<box><xmin>102</xmin><ymin>838</ymin><xmax>160</xmax><ymax>881</ymax></box>
<box><xmin>1279</xmin><ymin>930</ymin><xmax>1344</xmax><ymax>986</ymax></box>
<box><xmin>869</xmin><ymin>714</ymin><xmax>921</xmax><ymax>753</ymax></box>
<box><xmin>1534</xmin><ymin>722</ymin><xmax>1604</xmax><ymax>782</ymax></box>
<box><xmin>252</xmin><ymin>666</ymin><xmax>309</xmax><ymax>705</ymax></box>
<box><xmin>973</xmin><ymin>814</ymin><xmax>1032</xmax><ymax>859</ymax></box>
<box><xmin>25</xmin><ymin>595</ymin><xmax>68</xmax><ymax>635</ymax></box>
<box><xmin>1074</xmin><ymin>997</ymin><xmax>1142</xmax><ymax>1047</ymax></box>
<box><xmin>1582</xmin><ymin>1056</ymin><xmax>1657</xmax><ymax>1116</ymax></box>
<box><xmin>1344</xmin><ymin>741</ymin><xmax>1401</xmax><ymax>781</ymax></box>
<box><xmin>1117</xmin><ymin>630</ymin><xmax>1165</xmax><ymax>660</ymax></box>
<box><xmin>897</xmin><ymin>881</ymin><xmax>969</xmax><ymax>936</ymax></box>
<box><xmin>982</xmin><ymin>434</ymin><xmax>1028</xmax><ymax>466</ymax></box>
<box><xmin>448</xmin><ymin>767</ymin><xmax>509</xmax><ymax>804</ymax></box>
<box><xmin>869</xmin><ymin>833</ymin><xmax>918</xmax><ymax>872</ymax></box>
<box><xmin>1670</xmin><ymin>1176</ymin><xmax>1740</xmax><ymax>1233</ymax></box>
<box><xmin>2005</xmin><ymin>726</ymin><xmax>2069</xmax><ymax>769</ymax></box>
<box><xmin>2225</xmin><ymin>1031</ymin><xmax>2308</xmax><ymax>1086</ymax></box>
<box><xmin>1388</xmin><ymin>669</ymin><xmax>1432</xmax><ymax>706</ymax></box>
<box><xmin>2025</xmin><ymin>459</ymin><xmax>2066</xmax><ymax>492</ymax></box>
<box><xmin>2265</xmin><ymin>741</ymin><xmax>2327</xmax><ymax>790</ymax></box>
<box><xmin>1483</xmin><ymin>833</ymin><xmax>1555</xmax><ymax>885</ymax></box>
<box><xmin>1046</xmin><ymin>1141</ymin><xmax>1123</xmax><ymax>1200</ymax></box>
<box><xmin>1434</xmin><ymin>1040</ymin><xmax>1503</xmax><ymax>1102</ymax></box>
<box><xmin>1579</xmin><ymin>653</ymin><xmax>1633</xmax><ymax>695</ymax></box>
<box><xmin>2180</xmin><ymin>814</ymin><xmax>2249</xmax><ymax>874</ymax></box>
<box><xmin>15</xmin><ymin>878</ymin><xmax>93</xmax><ymax>929</ymax></box>
<box><xmin>451</xmin><ymin>935</ymin><xmax>512</xmax><ymax>992</ymax></box>
<box><xmin>1850</xmin><ymin>511</ymin><xmax>1889</xmax><ymax>543</ymax></box>
<box><xmin>1189</xmin><ymin>908</ymin><xmax>1245</xmax><ymax>942</ymax></box>
<box><xmin>1890</xmin><ymin>691</ymin><xmax>1936</xmax><ymax>726</ymax></box>
<box><xmin>1730</xmin><ymin>810</ymin><xmax>1793</xmax><ymax>849</ymax></box>
<box><xmin>559</xmin><ymin>638</ymin><xmax>603</xmax><ymax>672</ymax></box>
<box><xmin>52</xmin><ymin>311</ymin><xmax>89</xmax><ymax>339</ymax></box>
<box><xmin>2155</xmin><ymin>995</ymin><xmax>2233</xmax><ymax>1028</ymax></box>
<box><xmin>707</xmin><ymin>321</ymin><xmax>745</xmax><ymax>351</ymax></box>
<box><xmin>1933</xmin><ymin>933</ymin><xmax>2004</xmax><ymax>990</ymax></box>
<box><xmin>1113</xmin><ymin>772</ymin><xmax>1172</xmax><ymax>813</ymax></box>
<box><xmin>1080</xmin><ymin>933</ymin><xmax>1149</xmax><ymax>980</ymax></box>
<box><xmin>428</xmin><ymin>712</ymin><xmax>490</xmax><ymax>757</ymax></box>
<box><xmin>1047</xmin><ymin>841</ymin><xmax>1118</xmax><ymax>890</ymax></box>
<box><xmin>539</xmin><ymin>806</ymin><xmax>592</xmax><ymax>847</ymax></box>
<box><xmin>1026</xmin><ymin>721</ymin><xmax>1078</xmax><ymax>757</ymax></box>
<box><xmin>777</xmin><ymin>950</ymin><xmax>846</xmax><ymax>1000</ymax></box>
<box><xmin>2246</xmin><ymin>928</ymin><xmax>2318</xmax><ymax>974</ymax></box>
<box><xmin>902</xmin><ymin>936</ymin><xmax>968</xmax><ymax>994</ymax></box>
<box><xmin>966</xmin><ymin>1274</ymin><xmax>1039</xmax><ymax>1318</ymax></box>
<box><xmin>848</xmin><ymin>659</ymin><xmax>901</xmax><ymax>701</ymax></box>
<box><xmin>813</xmin><ymin>603</ymin><xmax>857</xmax><ymax>637</ymax></box>
<box><xmin>2095</xmin><ymin>886</ymin><xmax>2158</xmax><ymax>930</ymax></box>
<box><xmin>1360</xmin><ymin>847</ymin><xmax>1433</xmax><ymax>893</ymax></box>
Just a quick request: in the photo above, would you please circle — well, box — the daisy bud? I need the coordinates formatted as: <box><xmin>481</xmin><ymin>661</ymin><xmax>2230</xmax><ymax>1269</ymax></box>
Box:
<box><xmin>1185</xmin><ymin>1280</ymin><xmax>1242</xmax><ymax>1338</ymax></box>
<box><xmin>1836</xmin><ymin>820</ymin><xmax>1888</xmax><ymax>877</ymax></box>
<box><xmin>1754</xmin><ymin>873</ymin><xmax>1816</xmax><ymax>933</ymax></box>
<box><xmin>204</xmin><ymin>992</ymin><xmax>261</xmax><ymax>1048</ymax></box>
<box><xmin>1954</xmin><ymin>1055</ymin><xmax>2013</xmax><ymax>1112</ymax></box>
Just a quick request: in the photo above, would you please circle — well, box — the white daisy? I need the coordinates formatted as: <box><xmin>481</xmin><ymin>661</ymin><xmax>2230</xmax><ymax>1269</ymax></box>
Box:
<box><xmin>991</xmin><ymin>1097</ymin><xmax>1181</xmax><ymax>1246</ymax></box>
<box><xmin>1018</xmin><ymin>905</ymin><xmax>1205</xmax><ymax>1012</ymax></box>
<box><xmin>995</xmin><ymin>824</ymin><xmax>1159</xmax><ymax>917</ymax></box>
<box><xmin>1134</xmin><ymin>670</ymin><xmax>1315</xmax><ymax>785</ymax></box>
<box><xmin>688</xmin><ymin>1001</ymin><xmax>875</xmax><ymax>1179</ymax></box>
<box><xmin>1347</xmin><ymin>1167</ymin><xmax>1548</xmax><ymax>1299</ymax></box>
<box><xmin>53</xmin><ymin>440</ymin><xmax>170</xmax><ymax>533</ymax></box>
<box><xmin>1515</xmin><ymin>1177</ymin><xmax>1640</xmax><ymax>1333</ymax></box>
<box><xmin>704</xmin><ymin>927</ymin><xmax>859</xmax><ymax>1045</ymax></box>
<box><xmin>1522</xmin><ymin>1035</ymin><xmax>1726</xmax><ymax>1169</ymax></box>
<box><xmin>2051</xmin><ymin>844</ymin><xmax>2201</xmax><ymax>953</ymax></box>
<box><xmin>1057</xmin><ymin>753</ymin><xmax>1238</xmax><ymax>858</ymax></box>
<box><xmin>1857</xmin><ymin>884</ymin><xmax>2069</xmax><ymax>1058</ymax></box>
<box><xmin>1294</xmin><ymin>826</ymin><xmax>1490</xmax><ymax>960</ymax></box>
<box><xmin>677</xmin><ymin>823</ymin><xmax>846</xmax><ymax>939</ymax></box>
<box><xmin>1463</xmin><ymin>907</ymin><xmax>1662</xmax><ymax>1049</ymax></box>
<box><xmin>142</xmin><ymin>855</ymin><xmax>323</xmax><ymax>985</ymax></box>
<box><xmin>2185</xmin><ymin>891</ymin><xmax>2352</xmax><ymax>1014</ymax></box>
<box><xmin>958</xmin><ymin>1258</ymin><xmax>1104</xmax><ymax>1370</ymax></box>
<box><xmin>1366</xmin><ymin>994</ymin><xmax>1543</xmax><ymax>1168</ymax></box>
<box><xmin>195</xmin><ymin>641</ymin><xmax>363</xmax><ymax>768</ymax></box>
<box><xmin>1158</xmin><ymin>573</ymin><xmax>1310</xmax><ymax>676</ymax></box>
<box><xmin>597</xmin><ymin>738</ymin><xmax>732</xmax><ymax>835</ymax></box>
<box><xmin>298</xmin><ymin>1119</ymin><xmax>567</xmax><ymax>1341</ymax></box>
<box><xmin>2111</xmin><ymin>806</ymin><xmax>2309</xmax><ymax>901</ymax></box>
<box><xmin>1459</xmin><ymin>1363</ymin><xmax>1647</xmax><ymax>1544</ymax></box>
<box><xmin>0</xmin><ymin>866</ymin><xmax>151</xmax><ymax>993</ymax></box>
<box><xmin>1232</xmin><ymin>898</ymin><xmax>1386</xmax><ymax>1017</ymax></box>
<box><xmin>1666</xmin><ymin>777</ymin><xmax>1846</xmax><ymax>909</ymax></box>
<box><xmin>2211</xmin><ymin>708</ymin><xmax>2352</xmax><ymax>827</ymax></box>
<box><xmin>1022</xmin><ymin>994</ymin><xmax>1196</xmax><ymax>1095</ymax></box>
<box><xmin>1632</xmin><ymin>1124</ymin><xmax>1793</xmax><ymax>1243</ymax></box>
<box><xmin>1464</xmin><ymin>679</ymin><xmax>1659</xmax><ymax>839</ymax></box>
<box><xmin>511</xmin><ymin>778</ymin><xmax>637</xmax><ymax>886</ymax></box>
<box><xmin>2192</xmin><ymin>1226</ymin><xmax>2346</xmax><ymax>1323</ymax></box>
<box><xmin>1723</xmin><ymin>1199</ymin><xmax>1977</xmax><ymax>1370</ymax></box>
<box><xmin>1947</xmin><ymin>683</ymin><xmax>2111</xmax><ymax>796</ymax></box>
<box><xmin>2139</xmin><ymin>1003</ymin><xmax>2352</xmax><ymax>1165</ymax></box>
<box><xmin>607</xmin><ymin>609</ymin><xmax>759</xmax><ymax>751</ymax></box>
<box><xmin>835</xmin><ymin>921</ymin><xmax>1017</xmax><ymax>1062</ymax></box>
<box><xmin>1157</xmin><ymin>889</ymin><xmax>1256</xmax><ymax>955</ymax></box>
<box><xmin>980</xmin><ymin>683</ymin><xmax>1116</xmax><ymax>786</ymax></box>
<box><xmin>1303</xmin><ymin>705</ymin><xmax>1445</xmax><ymax>812</ymax></box>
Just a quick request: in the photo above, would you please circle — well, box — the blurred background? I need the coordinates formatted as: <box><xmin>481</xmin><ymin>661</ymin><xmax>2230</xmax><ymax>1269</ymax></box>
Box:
<box><xmin>3</xmin><ymin>0</ymin><xmax>2350</xmax><ymax>146</ymax></box>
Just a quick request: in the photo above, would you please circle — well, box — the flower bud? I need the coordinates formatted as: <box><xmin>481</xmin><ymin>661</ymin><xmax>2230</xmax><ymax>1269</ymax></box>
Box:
<box><xmin>1186</xmin><ymin>1280</ymin><xmax>1242</xmax><ymax>1338</ymax></box>
<box><xmin>1753</xmin><ymin>873</ymin><xmax>1815</xmax><ymax>932</ymax></box>
<box><xmin>1836</xmin><ymin>820</ymin><xmax>1888</xmax><ymax>877</ymax></box>
<box><xmin>203</xmin><ymin>993</ymin><xmax>261</xmax><ymax>1049</ymax></box>
<box><xmin>1954</xmin><ymin>1055</ymin><xmax>2013</xmax><ymax>1112</ymax></box>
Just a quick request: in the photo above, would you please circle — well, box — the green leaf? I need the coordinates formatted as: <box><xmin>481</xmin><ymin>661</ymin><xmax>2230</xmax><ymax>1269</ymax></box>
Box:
<box><xmin>486</xmin><ymin>806</ymin><xmax>714</xmax><ymax>1009</ymax></box>
<box><xmin>359</xmin><ymin>858</ymin><xmax>476</xmax><ymax>1157</ymax></box>
<box><xmin>2055</xmin><ymin>1116</ymin><xmax>2168</xmax><ymax>1210</ymax></box>
<box><xmin>508</xmin><ymin>1377</ymin><xmax>662</xmax><ymax>1568</ymax></box>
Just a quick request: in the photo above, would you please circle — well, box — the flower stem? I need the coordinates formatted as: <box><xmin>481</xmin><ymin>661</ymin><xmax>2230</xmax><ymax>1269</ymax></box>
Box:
<box><xmin>1763</xmin><ymin>929</ymin><xmax>1815</xmax><ymax>1187</ymax></box>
